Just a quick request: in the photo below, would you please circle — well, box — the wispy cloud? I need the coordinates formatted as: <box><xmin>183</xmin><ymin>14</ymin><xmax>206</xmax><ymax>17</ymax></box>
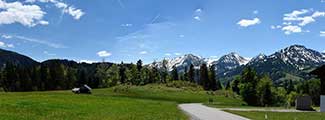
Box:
<box><xmin>97</xmin><ymin>50</ymin><xmax>112</xmax><ymax>57</ymax></box>
<box><xmin>79</xmin><ymin>60</ymin><xmax>98</xmax><ymax>64</ymax></box>
<box><xmin>26</xmin><ymin>0</ymin><xmax>85</xmax><ymax>20</ymax></box>
<box><xmin>165</xmin><ymin>53</ymin><xmax>172</xmax><ymax>56</ymax></box>
<box><xmin>1</xmin><ymin>35</ymin><xmax>12</xmax><ymax>39</ymax></box>
<box><xmin>12</xmin><ymin>35</ymin><xmax>66</xmax><ymax>48</ymax></box>
<box><xmin>115</xmin><ymin>22</ymin><xmax>176</xmax><ymax>56</ymax></box>
<box><xmin>237</xmin><ymin>18</ymin><xmax>261</xmax><ymax>27</ymax></box>
<box><xmin>275</xmin><ymin>9</ymin><xmax>325</xmax><ymax>35</ymax></box>
<box><xmin>179</xmin><ymin>34</ymin><xmax>185</xmax><ymax>38</ymax></box>
<box><xmin>0</xmin><ymin>41</ymin><xmax>14</xmax><ymax>48</ymax></box>
<box><xmin>139</xmin><ymin>51</ymin><xmax>148</xmax><ymax>55</ymax></box>
<box><xmin>121</xmin><ymin>23</ymin><xmax>133</xmax><ymax>27</ymax></box>
<box><xmin>193</xmin><ymin>8</ymin><xmax>203</xmax><ymax>21</ymax></box>
<box><xmin>43</xmin><ymin>51</ymin><xmax>56</xmax><ymax>56</ymax></box>
<box><xmin>282</xmin><ymin>25</ymin><xmax>302</xmax><ymax>35</ymax></box>
<box><xmin>320</xmin><ymin>31</ymin><xmax>325</xmax><ymax>37</ymax></box>
<box><xmin>150</xmin><ymin>14</ymin><xmax>161</xmax><ymax>24</ymax></box>
<box><xmin>174</xmin><ymin>53</ymin><xmax>181</xmax><ymax>56</ymax></box>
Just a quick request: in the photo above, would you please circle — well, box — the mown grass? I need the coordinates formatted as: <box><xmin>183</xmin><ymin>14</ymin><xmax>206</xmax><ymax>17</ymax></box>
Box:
<box><xmin>226</xmin><ymin>110</ymin><xmax>325</xmax><ymax>120</ymax></box>
<box><xmin>0</xmin><ymin>84</ymin><xmax>244</xmax><ymax>120</ymax></box>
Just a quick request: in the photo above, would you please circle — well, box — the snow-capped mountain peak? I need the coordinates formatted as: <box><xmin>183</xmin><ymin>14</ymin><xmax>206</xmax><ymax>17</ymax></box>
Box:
<box><xmin>271</xmin><ymin>44</ymin><xmax>325</xmax><ymax>70</ymax></box>
<box><xmin>249</xmin><ymin>53</ymin><xmax>267</xmax><ymax>63</ymax></box>
<box><xmin>217</xmin><ymin>52</ymin><xmax>250</xmax><ymax>65</ymax></box>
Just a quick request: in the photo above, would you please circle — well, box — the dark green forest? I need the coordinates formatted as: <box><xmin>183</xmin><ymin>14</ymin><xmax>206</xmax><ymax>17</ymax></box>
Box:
<box><xmin>0</xmin><ymin>58</ymin><xmax>322</xmax><ymax>107</ymax></box>
<box><xmin>0</xmin><ymin>59</ymin><xmax>222</xmax><ymax>92</ymax></box>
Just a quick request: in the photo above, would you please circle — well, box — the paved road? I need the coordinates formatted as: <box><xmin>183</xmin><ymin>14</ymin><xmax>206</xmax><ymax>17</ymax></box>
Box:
<box><xmin>178</xmin><ymin>103</ymin><xmax>250</xmax><ymax>120</ymax></box>
<box><xmin>222</xmin><ymin>108</ymin><xmax>315</xmax><ymax>112</ymax></box>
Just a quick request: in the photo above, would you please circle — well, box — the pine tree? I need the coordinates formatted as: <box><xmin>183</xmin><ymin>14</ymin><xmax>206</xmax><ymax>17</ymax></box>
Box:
<box><xmin>149</xmin><ymin>66</ymin><xmax>160</xmax><ymax>83</ymax></box>
<box><xmin>141</xmin><ymin>67</ymin><xmax>150</xmax><ymax>85</ymax></box>
<box><xmin>95</xmin><ymin>63</ymin><xmax>109</xmax><ymax>88</ymax></box>
<box><xmin>184</xmin><ymin>67</ymin><xmax>188</xmax><ymax>81</ymax></box>
<box><xmin>126</xmin><ymin>64</ymin><xmax>139</xmax><ymax>85</ymax></box>
<box><xmin>171</xmin><ymin>65</ymin><xmax>179</xmax><ymax>81</ymax></box>
<box><xmin>209</xmin><ymin>65</ymin><xmax>218</xmax><ymax>91</ymax></box>
<box><xmin>239</xmin><ymin>67</ymin><xmax>259</xmax><ymax>106</ymax></box>
<box><xmin>188</xmin><ymin>64</ymin><xmax>195</xmax><ymax>83</ymax></box>
<box><xmin>200</xmin><ymin>63</ymin><xmax>209</xmax><ymax>90</ymax></box>
<box><xmin>136</xmin><ymin>59</ymin><xmax>143</xmax><ymax>72</ymax></box>
<box><xmin>107</xmin><ymin>64</ymin><xmax>120</xmax><ymax>87</ymax></box>
<box><xmin>119</xmin><ymin>62</ymin><xmax>126</xmax><ymax>84</ymax></box>
<box><xmin>231</xmin><ymin>76</ymin><xmax>240</xmax><ymax>94</ymax></box>
<box><xmin>257</xmin><ymin>75</ymin><xmax>273</xmax><ymax>106</ymax></box>
<box><xmin>160</xmin><ymin>59</ymin><xmax>168</xmax><ymax>83</ymax></box>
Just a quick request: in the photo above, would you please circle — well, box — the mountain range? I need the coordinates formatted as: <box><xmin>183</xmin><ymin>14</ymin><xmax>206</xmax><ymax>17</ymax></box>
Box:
<box><xmin>149</xmin><ymin>45</ymin><xmax>325</xmax><ymax>83</ymax></box>
<box><xmin>0</xmin><ymin>44</ymin><xmax>324</xmax><ymax>84</ymax></box>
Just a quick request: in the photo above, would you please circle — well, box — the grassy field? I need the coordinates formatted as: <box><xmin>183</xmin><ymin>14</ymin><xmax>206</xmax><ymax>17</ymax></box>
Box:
<box><xmin>0</xmin><ymin>84</ymin><xmax>243</xmax><ymax>120</ymax></box>
<box><xmin>227</xmin><ymin>110</ymin><xmax>325</xmax><ymax>120</ymax></box>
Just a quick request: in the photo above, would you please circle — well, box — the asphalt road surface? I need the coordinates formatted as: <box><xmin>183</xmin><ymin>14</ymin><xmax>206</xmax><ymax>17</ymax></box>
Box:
<box><xmin>178</xmin><ymin>103</ymin><xmax>250</xmax><ymax>120</ymax></box>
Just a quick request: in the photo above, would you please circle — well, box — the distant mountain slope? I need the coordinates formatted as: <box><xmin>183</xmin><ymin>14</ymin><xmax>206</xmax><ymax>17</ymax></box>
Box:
<box><xmin>211</xmin><ymin>52</ymin><xmax>250</xmax><ymax>76</ymax></box>
<box><xmin>223</xmin><ymin>45</ymin><xmax>325</xmax><ymax>83</ymax></box>
<box><xmin>0</xmin><ymin>49</ymin><xmax>39</xmax><ymax>68</ymax></box>
<box><xmin>149</xmin><ymin>53</ymin><xmax>249</xmax><ymax>75</ymax></box>
<box><xmin>149</xmin><ymin>45</ymin><xmax>325</xmax><ymax>84</ymax></box>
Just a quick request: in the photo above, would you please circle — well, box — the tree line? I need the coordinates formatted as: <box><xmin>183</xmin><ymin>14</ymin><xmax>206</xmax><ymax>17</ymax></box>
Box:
<box><xmin>229</xmin><ymin>67</ymin><xmax>321</xmax><ymax>107</ymax></box>
<box><xmin>0</xmin><ymin>59</ymin><xmax>223</xmax><ymax>92</ymax></box>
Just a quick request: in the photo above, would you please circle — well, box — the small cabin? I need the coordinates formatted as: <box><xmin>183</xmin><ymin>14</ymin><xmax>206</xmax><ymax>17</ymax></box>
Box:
<box><xmin>72</xmin><ymin>85</ymin><xmax>92</xmax><ymax>94</ymax></box>
<box><xmin>295</xmin><ymin>96</ymin><xmax>313</xmax><ymax>111</ymax></box>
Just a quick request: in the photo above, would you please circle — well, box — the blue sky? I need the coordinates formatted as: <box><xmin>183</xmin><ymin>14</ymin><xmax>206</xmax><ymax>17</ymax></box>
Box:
<box><xmin>0</xmin><ymin>0</ymin><xmax>324</xmax><ymax>64</ymax></box>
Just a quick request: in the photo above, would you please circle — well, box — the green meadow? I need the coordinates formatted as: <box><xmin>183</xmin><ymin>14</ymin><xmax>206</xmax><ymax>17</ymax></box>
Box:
<box><xmin>0</xmin><ymin>84</ymin><xmax>243</xmax><ymax>120</ymax></box>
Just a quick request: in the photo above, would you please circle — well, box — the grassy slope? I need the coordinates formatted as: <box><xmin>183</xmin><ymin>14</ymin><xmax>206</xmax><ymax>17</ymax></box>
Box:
<box><xmin>0</xmin><ymin>84</ymin><xmax>243</xmax><ymax>120</ymax></box>
<box><xmin>227</xmin><ymin>110</ymin><xmax>325</xmax><ymax>120</ymax></box>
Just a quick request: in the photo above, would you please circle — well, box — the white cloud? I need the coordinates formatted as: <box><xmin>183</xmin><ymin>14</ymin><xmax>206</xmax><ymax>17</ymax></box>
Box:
<box><xmin>97</xmin><ymin>51</ymin><xmax>112</xmax><ymax>57</ymax></box>
<box><xmin>0</xmin><ymin>41</ymin><xmax>14</xmax><ymax>48</ymax></box>
<box><xmin>165</xmin><ymin>53</ymin><xmax>171</xmax><ymax>56</ymax></box>
<box><xmin>179</xmin><ymin>34</ymin><xmax>185</xmax><ymax>38</ymax></box>
<box><xmin>79</xmin><ymin>60</ymin><xmax>98</xmax><ymax>64</ymax></box>
<box><xmin>0</xmin><ymin>0</ymin><xmax>47</xmax><ymax>27</ymax></box>
<box><xmin>237</xmin><ymin>18</ymin><xmax>261</xmax><ymax>27</ymax></box>
<box><xmin>282</xmin><ymin>25</ymin><xmax>302</xmax><ymax>35</ymax></box>
<box><xmin>253</xmin><ymin>10</ymin><xmax>259</xmax><ymax>14</ymax></box>
<box><xmin>320</xmin><ymin>31</ymin><xmax>325</xmax><ymax>37</ymax></box>
<box><xmin>43</xmin><ymin>51</ymin><xmax>56</xmax><ymax>56</ymax></box>
<box><xmin>195</xmin><ymin>8</ymin><xmax>202</xmax><ymax>13</ymax></box>
<box><xmin>115</xmin><ymin>22</ymin><xmax>176</xmax><ymax>55</ymax></box>
<box><xmin>312</xmin><ymin>11</ymin><xmax>325</xmax><ymax>18</ymax></box>
<box><xmin>284</xmin><ymin>9</ymin><xmax>309</xmax><ymax>20</ymax></box>
<box><xmin>283</xmin><ymin>9</ymin><xmax>324</xmax><ymax>26</ymax></box>
<box><xmin>270</xmin><ymin>25</ymin><xmax>282</xmax><ymax>29</ymax></box>
<box><xmin>174</xmin><ymin>53</ymin><xmax>181</xmax><ymax>56</ymax></box>
<box><xmin>121</xmin><ymin>23</ymin><xmax>133</xmax><ymax>27</ymax></box>
<box><xmin>193</xmin><ymin>8</ymin><xmax>203</xmax><ymax>21</ymax></box>
<box><xmin>6</xmin><ymin>44</ymin><xmax>14</xmax><ymax>48</ymax></box>
<box><xmin>14</xmin><ymin>35</ymin><xmax>66</xmax><ymax>48</ymax></box>
<box><xmin>139</xmin><ymin>51</ymin><xmax>148</xmax><ymax>55</ymax></box>
<box><xmin>26</xmin><ymin>0</ymin><xmax>85</xmax><ymax>20</ymax></box>
<box><xmin>1</xmin><ymin>35</ymin><xmax>12</xmax><ymax>39</ymax></box>
<box><xmin>210</xmin><ymin>56</ymin><xmax>218</xmax><ymax>58</ymax></box>
<box><xmin>278</xmin><ymin>9</ymin><xmax>325</xmax><ymax>35</ymax></box>
<box><xmin>65</xmin><ymin>6</ymin><xmax>84</xmax><ymax>20</ymax></box>
<box><xmin>193</xmin><ymin>16</ymin><xmax>201</xmax><ymax>21</ymax></box>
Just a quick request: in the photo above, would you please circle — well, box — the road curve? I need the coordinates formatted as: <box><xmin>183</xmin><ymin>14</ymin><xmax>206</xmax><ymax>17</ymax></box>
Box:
<box><xmin>178</xmin><ymin>103</ymin><xmax>250</xmax><ymax>120</ymax></box>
